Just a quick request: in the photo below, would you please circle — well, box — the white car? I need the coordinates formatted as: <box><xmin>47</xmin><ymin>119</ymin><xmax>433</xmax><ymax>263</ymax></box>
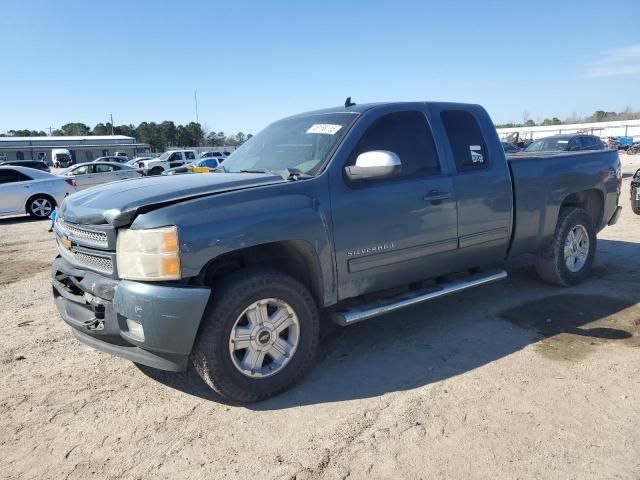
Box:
<box><xmin>0</xmin><ymin>166</ymin><xmax>77</xmax><ymax>219</ymax></box>
<box><xmin>136</xmin><ymin>150</ymin><xmax>197</xmax><ymax>175</ymax></box>
<box><xmin>60</xmin><ymin>162</ymin><xmax>143</xmax><ymax>190</ymax></box>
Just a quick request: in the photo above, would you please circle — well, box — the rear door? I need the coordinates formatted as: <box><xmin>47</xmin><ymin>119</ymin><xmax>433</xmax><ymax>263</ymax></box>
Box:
<box><xmin>435</xmin><ymin>107</ymin><xmax>513</xmax><ymax>267</ymax></box>
<box><xmin>92</xmin><ymin>163</ymin><xmax>119</xmax><ymax>185</ymax></box>
<box><xmin>0</xmin><ymin>169</ymin><xmax>33</xmax><ymax>214</ymax></box>
<box><xmin>330</xmin><ymin>108</ymin><xmax>459</xmax><ymax>300</ymax></box>
<box><xmin>67</xmin><ymin>164</ymin><xmax>95</xmax><ymax>190</ymax></box>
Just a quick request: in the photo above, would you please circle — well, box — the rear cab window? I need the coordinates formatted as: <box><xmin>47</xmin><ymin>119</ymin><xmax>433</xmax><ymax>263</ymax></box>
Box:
<box><xmin>348</xmin><ymin>110</ymin><xmax>441</xmax><ymax>179</ymax></box>
<box><xmin>440</xmin><ymin>110</ymin><xmax>488</xmax><ymax>171</ymax></box>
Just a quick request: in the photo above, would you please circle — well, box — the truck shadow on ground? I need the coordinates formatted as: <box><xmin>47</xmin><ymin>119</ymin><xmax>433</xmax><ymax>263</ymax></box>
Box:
<box><xmin>0</xmin><ymin>216</ymin><xmax>45</xmax><ymax>226</ymax></box>
<box><xmin>138</xmin><ymin>239</ymin><xmax>640</xmax><ymax>409</ymax></box>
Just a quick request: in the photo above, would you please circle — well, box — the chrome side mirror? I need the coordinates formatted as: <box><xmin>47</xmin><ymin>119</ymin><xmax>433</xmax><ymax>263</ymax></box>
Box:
<box><xmin>345</xmin><ymin>150</ymin><xmax>402</xmax><ymax>182</ymax></box>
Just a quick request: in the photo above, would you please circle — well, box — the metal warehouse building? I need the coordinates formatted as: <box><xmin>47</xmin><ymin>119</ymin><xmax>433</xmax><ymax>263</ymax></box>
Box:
<box><xmin>0</xmin><ymin>135</ymin><xmax>150</xmax><ymax>164</ymax></box>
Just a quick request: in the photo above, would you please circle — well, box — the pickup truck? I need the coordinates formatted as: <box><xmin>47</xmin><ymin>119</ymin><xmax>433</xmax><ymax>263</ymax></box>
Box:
<box><xmin>136</xmin><ymin>150</ymin><xmax>197</xmax><ymax>175</ymax></box>
<box><xmin>52</xmin><ymin>101</ymin><xmax>622</xmax><ymax>402</ymax></box>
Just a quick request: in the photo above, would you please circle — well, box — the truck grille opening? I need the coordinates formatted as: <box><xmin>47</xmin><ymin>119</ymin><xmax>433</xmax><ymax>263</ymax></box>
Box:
<box><xmin>57</xmin><ymin>220</ymin><xmax>108</xmax><ymax>248</ymax></box>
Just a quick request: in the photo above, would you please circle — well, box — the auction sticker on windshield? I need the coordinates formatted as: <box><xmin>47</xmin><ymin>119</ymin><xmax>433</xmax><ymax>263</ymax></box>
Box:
<box><xmin>306</xmin><ymin>124</ymin><xmax>343</xmax><ymax>135</ymax></box>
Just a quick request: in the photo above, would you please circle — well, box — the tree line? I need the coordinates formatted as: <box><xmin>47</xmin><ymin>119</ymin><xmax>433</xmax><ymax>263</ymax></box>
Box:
<box><xmin>495</xmin><ymin>107</ymin><xmax>640</xmax><ymax>129</ymax></box>
<box><xmin>0</xmin><ymin>121</ymin><xmax>253</xmax><ymax>152</ymax></box>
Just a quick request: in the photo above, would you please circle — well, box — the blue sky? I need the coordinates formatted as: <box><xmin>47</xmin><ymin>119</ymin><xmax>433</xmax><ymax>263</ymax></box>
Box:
<box><xmin>2</xmin><ymin>0</ymin><xmax>639</xmax><ymax>135</ymax></box>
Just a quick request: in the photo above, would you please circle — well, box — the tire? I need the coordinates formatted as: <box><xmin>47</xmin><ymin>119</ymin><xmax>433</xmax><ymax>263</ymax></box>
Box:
<box><xmin>631</xmin><ymin>185</ymin><xmax>640</xmax><ymax>215</ymax></box>
<box><xmin>191</xmin><ymin>269</ymin><xmax>320</xmax><ymax>403</ymax></box>
<box><xmin>535</xmin><ymin>207</ymin><xmax>597</xmax><ymax>287</ymax></box>
<box><xmin>26</xmin><ymin>195</ymin><xmax>55</xmax><ymax>219</ymax></box>
<box><xmin>149</xmin><ymin>167</ymin><xmax>163</xmax><ymax>176</ymax></box>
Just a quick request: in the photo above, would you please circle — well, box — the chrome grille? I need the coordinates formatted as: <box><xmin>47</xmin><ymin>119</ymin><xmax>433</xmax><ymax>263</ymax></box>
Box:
<box><xmin>57</xmin><ymin>239</ymin><xmax>114</xmax><ymax>274</ymax></box>
<box><xmin>57</xmin><ymin>220</ymin><xmax>108</xmax><ymax>248</ymax></box>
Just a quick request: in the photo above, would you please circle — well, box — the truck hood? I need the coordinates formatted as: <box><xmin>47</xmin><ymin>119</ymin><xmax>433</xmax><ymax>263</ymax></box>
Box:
<box><xmin>60</xmin><ymin>172</ymin><xmax>284</xmax><ymax>226</ymax></box>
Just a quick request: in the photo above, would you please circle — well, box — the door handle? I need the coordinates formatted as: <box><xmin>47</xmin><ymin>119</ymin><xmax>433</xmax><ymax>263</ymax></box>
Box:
<box><xmin>423</xmin><ymin>190</ymin><xmax>451</xmax><ymax>202</ymax></box>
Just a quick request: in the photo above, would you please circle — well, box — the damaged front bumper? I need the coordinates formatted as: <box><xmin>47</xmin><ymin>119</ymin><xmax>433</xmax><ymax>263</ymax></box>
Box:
<box><xmin>52</xmin><ymin>256</ymin><xmax>210</xmax><ymax>372</ymax></box>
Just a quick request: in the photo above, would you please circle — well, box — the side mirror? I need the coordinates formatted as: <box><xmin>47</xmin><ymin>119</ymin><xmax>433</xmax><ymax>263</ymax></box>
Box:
<box><xmin>345</xmin><ymin>150</ymin><xmax>402</xmax><ymax>182</ymax></box>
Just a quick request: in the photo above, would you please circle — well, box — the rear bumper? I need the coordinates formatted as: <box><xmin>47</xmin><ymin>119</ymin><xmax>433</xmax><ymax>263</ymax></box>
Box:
<box><xmin>52</xmin><ymin>256</ymin><xmax>210</xmax><ymax>372</ymax></box>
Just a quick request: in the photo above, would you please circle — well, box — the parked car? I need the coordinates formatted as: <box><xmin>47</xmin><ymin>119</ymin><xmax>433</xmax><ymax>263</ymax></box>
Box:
<box><xmin>631</xmin><ymin>169</ymin><xmax>640</xmax><ymax>215</ymax></box>
<box><xmin>60</xmin><ymin>162</ymin><xmax>143</xmax><ymax>190</ymax></box>
<box><xmin>626</xmin><ymin>142</ymin><xmax>640</xmax><ymax>155</ymax></box>
<box><xmin>52</xmin><ymin>148</ymin><xmax>74</xmax><ymax>168</ymax></box>
<box><xmin>52</xmin><ymin>101</ymin><xmax>622</xmax><ymax>402</ymax></box>
<box><xmin>0</xmin><ymin>160</ymin><xmax>50</xmax><ymax>172</ymax></box>
<box><xmin>113</xmin><ymin>151</ymin><xmax>129</xmax><ymax>159</ymax></box>
<box><xmin>136</xmin><ymin>150</ymin><xmax>197</xmax><ymax>175</ymax></box>
<box><xmin>501</xmin><ymin>141</ymin><xmax>520</xmax><ymax>153</ymax></box>
<box><xmin>162</xmin><ymin>158</ymin><xmax>222</xmax><ymax>176</ymax></box>
<box><xmin>200</xmin><ymin>150</ymin><xmax>227</xmax><ymax>160</ymax></box>
<box><xmin>0</xmin><ymin>166</ymin><xmax>77</xmax><ymax>218</ymax></box>
<box><xmin>93</xmin><ymin>156</ymin><xmax>129</xmax><ymax>164</ymax></box>
<box><xmin>524</xmin><ymin>134</ymin><xmax>605</xmax><ymax>152</ymax></box>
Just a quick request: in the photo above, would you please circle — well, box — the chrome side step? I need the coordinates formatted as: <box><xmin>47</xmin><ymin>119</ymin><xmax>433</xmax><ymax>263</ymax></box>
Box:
<box><xmin>331</xmin><ymin>269</ymin><xmax>508</xmax><ymax>326</ymax></box>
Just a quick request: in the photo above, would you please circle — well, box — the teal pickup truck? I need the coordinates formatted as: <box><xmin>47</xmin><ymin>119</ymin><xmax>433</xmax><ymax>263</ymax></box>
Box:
<box><xmin>52</xmin><ymin>101</ymin><xmax>622</xmax><ymax>402</ymax></box>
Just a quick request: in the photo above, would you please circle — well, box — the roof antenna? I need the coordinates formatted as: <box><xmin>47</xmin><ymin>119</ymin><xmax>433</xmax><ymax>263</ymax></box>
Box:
<box><xmin>344</xmin><ymin>97</ymin><xmax>356</xmax><ymax>108</ymax></box>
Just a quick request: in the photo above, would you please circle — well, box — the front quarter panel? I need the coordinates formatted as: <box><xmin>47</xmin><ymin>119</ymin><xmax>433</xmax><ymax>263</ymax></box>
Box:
<box><xmin>130</xmin><ymin>176</ymin><xmax>337</xmax><ymax>305</ymax></box>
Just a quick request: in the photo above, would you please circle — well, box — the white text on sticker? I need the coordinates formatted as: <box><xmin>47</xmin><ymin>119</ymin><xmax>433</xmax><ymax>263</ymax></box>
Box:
<box><xmin>306</xmin><ymin>124</ymin><xmax>343</xmax><ymax>135</ymax></box>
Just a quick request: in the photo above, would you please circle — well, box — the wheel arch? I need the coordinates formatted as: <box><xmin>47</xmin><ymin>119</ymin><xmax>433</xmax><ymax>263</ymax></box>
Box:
<box><xmin>560</xmin><ymin>188</ymin><xmax>604</xmax><ymax>230</ymax></box>
<box><xmin>25</xmin><ymin>192</ymin><xmax>56</xmax><ymax>214</ymax></box>
<box><xmin>198</xmin><ymin>240</ymin><xmax>326</xmax><ymax>307</ymax></box>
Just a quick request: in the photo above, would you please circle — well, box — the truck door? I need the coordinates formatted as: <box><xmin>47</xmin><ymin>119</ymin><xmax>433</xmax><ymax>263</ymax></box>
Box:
<box><xmin>437</xmin><ymin>107</ymin><xmax>513</xmax><ymax>267</ymax></box>
<box><xmin>329</xmin><ymin>108</ymin><xmax>458</xmax><ymax>300</ymax></box>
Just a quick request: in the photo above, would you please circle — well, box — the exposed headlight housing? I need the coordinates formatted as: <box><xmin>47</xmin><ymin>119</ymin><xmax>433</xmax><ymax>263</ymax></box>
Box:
<box><xmin>116</xmin><ymin>226</ymin><xmax>181</xmax><ymax>280</ymax></box>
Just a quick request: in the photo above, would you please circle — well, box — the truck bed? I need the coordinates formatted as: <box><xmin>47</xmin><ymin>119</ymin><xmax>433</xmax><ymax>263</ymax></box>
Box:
<box><xmin>506</xmin><ymin>149</ymin><xmax>620</xmax><ymax>257</ymax></box>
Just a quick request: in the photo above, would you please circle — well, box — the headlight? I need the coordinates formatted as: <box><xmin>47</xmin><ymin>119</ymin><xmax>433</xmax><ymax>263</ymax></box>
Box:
<box><xmin>116</xmin><ymin>226</ymin><xmax>181</xmax><ymax>280</ymax></box>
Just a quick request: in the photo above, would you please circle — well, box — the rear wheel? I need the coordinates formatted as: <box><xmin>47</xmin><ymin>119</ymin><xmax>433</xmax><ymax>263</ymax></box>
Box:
<box><xmin>535</xmin><ymin>207</ymin><xmax>596</xmax><ymax>286</ymax></box>
<box><xmin>191</xmin><ymin>269</ymin><xmax>319</xmax><ymax>403</ymax></box>
<box><xmin>27</xmin><ymin>195</ymin><xmax>54</xmax><ymax>219</ymax></box>
<box><xmin>631</xmin><ymin>184</ymin><xmax>640</xmax><ymax>215</ymax></box>
<box><xmin>149</xmin><ymin>167</ymin><xmax>163</xmax><ymax>175</ymax></box>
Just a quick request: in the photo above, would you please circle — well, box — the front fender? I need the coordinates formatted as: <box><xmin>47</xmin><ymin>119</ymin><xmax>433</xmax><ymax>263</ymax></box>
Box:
<box><xmin>131</xmin><ymin>177</ymin><xmax>337</xmax><ymax>304</ymax></box>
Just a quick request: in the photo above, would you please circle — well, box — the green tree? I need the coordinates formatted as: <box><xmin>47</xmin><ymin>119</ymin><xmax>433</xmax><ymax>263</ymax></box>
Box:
<box><xmin>593</xmin><ymin>110</ymin><xmax>607</xmax><ymax>122</ymax></box>
<box><xmin>58</xmin><ymin>122</ymin><xmax>90</xmax><ymax>136</ymax></box>
<box><xmin>524</xmin><ymin>120</ymin><xmax>536</xmax><ymax>127</ymax></box>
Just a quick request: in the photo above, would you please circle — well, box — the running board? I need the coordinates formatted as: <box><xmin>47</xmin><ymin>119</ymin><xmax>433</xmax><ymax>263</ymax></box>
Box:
<box><xmin>331</xmin><ymin>269</ymin><xmax>508</xmax><ymax>326</ymax></box>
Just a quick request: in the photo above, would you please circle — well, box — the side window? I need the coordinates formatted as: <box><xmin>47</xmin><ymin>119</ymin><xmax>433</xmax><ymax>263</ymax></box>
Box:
<box><xmin>185</xmin><ymin>151</ymin><xmax>196</xmax><ymax>160</ymax></box>
<box><xmin>349</xmin><ymin>110</ymin><xmax>440</xmax><ymax>178</ymax></box>
<box><xmin>570</xmin><ymin>138</ymin><xmax>583</xmax><ymax>150</ymax></box>
<box><xmin>71</xmin><ymin>165</ymin><xmax>91</xmax><ymax>175</ymax></box>
<box><xmin>441</xmin><ymin>110</ymin><xmax>488</xmax><ymax>171</ymax></box>
<box><xmin>95</xmin><ymin>164</ymin><xmax>114</xmax><ymax>173</ymax></box>
<box><xmin>0</xmin><ymin>169</ymin><xmax>31</xmax><ymax>184</ymax></box>
<box><xmin>16</xmin><ymin>152</ymin><xmax>24</xmax><ymax>160</ymax></box>
<box><xmin>169</xmin><ymin>152</ymin><xmax>181</xmax><ymax>161</ymax></box>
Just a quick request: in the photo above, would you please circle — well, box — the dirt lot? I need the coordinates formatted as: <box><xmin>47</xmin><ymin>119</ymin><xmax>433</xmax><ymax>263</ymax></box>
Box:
<box><xmin>1</xmin><ymin>154</ymin><xmax>639</xmax><ymax>480</ymax></box>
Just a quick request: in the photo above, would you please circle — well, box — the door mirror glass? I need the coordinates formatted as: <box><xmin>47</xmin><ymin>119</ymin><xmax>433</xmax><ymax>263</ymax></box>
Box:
<box><xmin>345</xmin><ymin>150</ymin><xmax>402</xmax><ymax>182</ymax></box>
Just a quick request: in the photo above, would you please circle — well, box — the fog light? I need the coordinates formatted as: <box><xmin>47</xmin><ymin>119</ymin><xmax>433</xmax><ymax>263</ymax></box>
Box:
<box><xmin>126</xmin><ymin>318</ymin><xmax>145</xmax><ymax>341</ymax></box>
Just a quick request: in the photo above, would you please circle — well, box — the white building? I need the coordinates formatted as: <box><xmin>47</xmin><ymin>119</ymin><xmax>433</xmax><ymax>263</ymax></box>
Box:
<box><xmin>0</xmin><ymin>135</ymin><xmax>150</xmax><ymax>164</ymax></box>
<box><xmin>497</xmin><ymin>119</ymin><xmax>640</xmax><ymax>141</ymax></box>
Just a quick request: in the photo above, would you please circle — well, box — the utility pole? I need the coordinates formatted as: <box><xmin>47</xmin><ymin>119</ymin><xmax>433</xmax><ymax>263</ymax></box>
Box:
<box><xmin>48</xmin><ymin>126</ymin><xmax>52</xmax><ymax>136</ymax></box>
<box><xmin>194</xmin><ymin>90</ymin><xmax>200</xmax><ymax>149</ymax></box>
<box><xmin>110</xmin><ymin>114</ymin><xmax>114</xmax><ymax>135</ymax></box>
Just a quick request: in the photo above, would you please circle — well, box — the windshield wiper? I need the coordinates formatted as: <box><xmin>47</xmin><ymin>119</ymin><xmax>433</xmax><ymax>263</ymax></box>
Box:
<box><xmin>282</xmin><ymin>168</ymin><xmax>312</xmax><ymax>181</ymax></box>
<box><xmin>236</xmin><ymin>168</ymin><xmax>312</xmax><ymax>181</ymax></box>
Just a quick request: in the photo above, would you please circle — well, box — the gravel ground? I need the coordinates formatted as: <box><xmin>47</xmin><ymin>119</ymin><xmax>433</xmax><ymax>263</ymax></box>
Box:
<box><xmin>1</xmin><ymin>154</ymin><xmax>639</xmax><ymax>480</ymax></box>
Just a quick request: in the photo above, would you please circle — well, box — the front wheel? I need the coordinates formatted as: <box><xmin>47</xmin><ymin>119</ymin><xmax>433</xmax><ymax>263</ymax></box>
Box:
<box><xmin>191</xmin><ymin>269</ymin><xmax>319</xmax><ymax>403</ymax></box>
<box><xmin>27</xmin><ymin>195</ymin><xmax>54</xmax><ymax>219</ymax></box>
<box><xmin>535</xmin><ymin>207</ymin><xmax>597</xmax><ymax>286</ymax></box>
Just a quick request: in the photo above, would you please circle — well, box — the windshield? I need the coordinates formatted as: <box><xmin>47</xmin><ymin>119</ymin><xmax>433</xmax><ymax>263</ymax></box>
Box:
<box><xmin>156</xmin><ymin>152</ymin><xmax>172</xmax><ymax>161</ymax></box>
<box><xmin>221</xmin><ymin>113</ymin><xmax>357</xmax><ymax>176</ymax></box>
<box><xmin>525</xmin><ymin>137</ymin><xmax>570</xmax><ymax>152</ymax></box>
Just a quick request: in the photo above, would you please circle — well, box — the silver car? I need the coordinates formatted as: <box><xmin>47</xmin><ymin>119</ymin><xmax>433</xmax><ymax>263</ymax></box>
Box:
<box><xmin>60</xmin><ymin>162</ymin><xmax>143</xmax><ymax>190</ymax></box>
<box><xmin>0</xmin><ymin>166</ymin><xmax>78</xmax><ymax>219</ymax></box>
